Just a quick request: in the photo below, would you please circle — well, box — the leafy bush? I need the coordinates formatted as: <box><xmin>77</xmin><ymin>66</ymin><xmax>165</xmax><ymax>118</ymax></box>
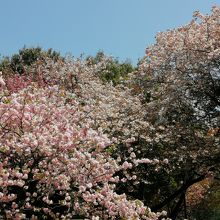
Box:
<box><xmin>0</xmin><ymin>47</ymin><xmax>63</xmax><ymax>74</ymax></box>
<box><xmin>87</xmin><ymin>51</ymin><xmax>135</xmax><ymax>85</ymax></box>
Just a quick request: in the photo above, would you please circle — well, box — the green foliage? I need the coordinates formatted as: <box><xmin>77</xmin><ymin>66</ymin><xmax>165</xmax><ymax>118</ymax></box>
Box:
<box><xmin>0</xmin><ymin>47</ymin><xmax>63</xmax><ymax>74</ymax></box>
<box><xmin>105</xmin><ymin>145</ymin><xmax>117</xmax><ymax>154</ymax></box>
<box><xmin>87</xmin><ymin>51</ymin><xmax>135</xmax><ymax>85</ymax></box>
<box><xmin>0</xmin><ymin>56</ymin><xmax>10</xmax><ymax>71</ymax></box>
<box><xmin>101</xmin><ymin>60</ymin><xmax>134</xmax><ymax>85</ymax></box>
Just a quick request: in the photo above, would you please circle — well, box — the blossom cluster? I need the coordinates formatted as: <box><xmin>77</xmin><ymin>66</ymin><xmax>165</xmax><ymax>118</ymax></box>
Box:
<box><xmin>0</xmin><ymin>63</ymin><xmax>164</xmax><ymax>219</ymax></box>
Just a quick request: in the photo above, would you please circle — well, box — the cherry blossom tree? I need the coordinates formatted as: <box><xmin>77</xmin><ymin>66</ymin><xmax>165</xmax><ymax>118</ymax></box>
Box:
<box><xmin>0</xmin><ymin>53</ymin><xmax>167</xmax><ymax>219</ymax></box>
<box><xmin>123</xmin><ymin>5</ymin><xmax>220</xmax><ymax>219</ymax></box>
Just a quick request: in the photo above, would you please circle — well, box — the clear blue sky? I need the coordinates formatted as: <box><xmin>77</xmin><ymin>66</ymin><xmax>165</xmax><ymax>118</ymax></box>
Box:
<box><xmin>0</xmin><ymin>0</ymin><xmax>219</xmax><ymax>64</ymax></box>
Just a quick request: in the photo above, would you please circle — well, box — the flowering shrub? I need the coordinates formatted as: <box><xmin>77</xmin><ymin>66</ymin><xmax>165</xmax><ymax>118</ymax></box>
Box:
<box><xmin>0</xmin><ymin>70</ymin><xmax>165</xmax><ymax>219</ymax></box>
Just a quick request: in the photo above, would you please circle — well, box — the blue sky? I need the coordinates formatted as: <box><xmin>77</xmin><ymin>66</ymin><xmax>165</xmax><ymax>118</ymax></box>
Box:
<box><xmin>0</xmin><ymin>0</ymin><xmax>219</xmax><ymax>64</ymax></box>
